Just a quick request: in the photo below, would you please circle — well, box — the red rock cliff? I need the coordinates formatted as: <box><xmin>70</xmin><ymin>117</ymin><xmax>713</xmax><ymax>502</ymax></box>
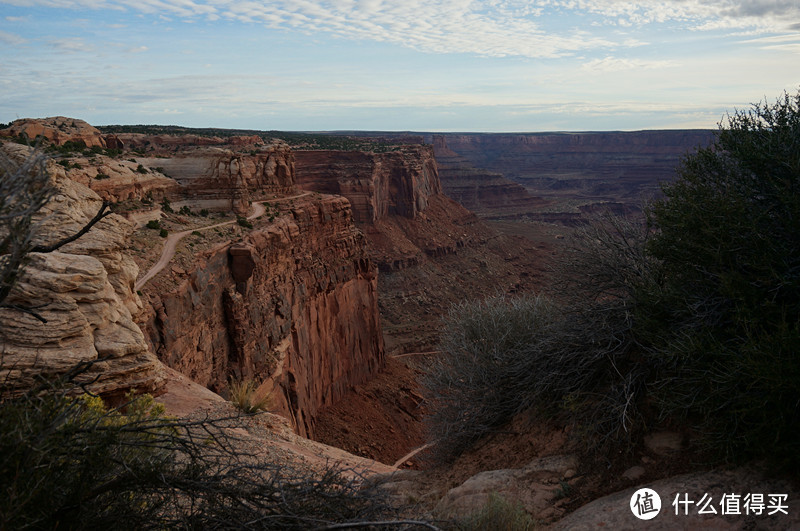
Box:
<box><xmin>293</xmin><ymin>146</ymin><xmax>441</xmax><ymax>223</ymax></box>
<box><xmin>138</xmin><ymin>144</ymin><xmax>295</xmax><ymax>215</ymax></box>
<box><xmin>140</xmin><ymin>195</ymin><xmax>383</xmax><ymax>438</ymax></box>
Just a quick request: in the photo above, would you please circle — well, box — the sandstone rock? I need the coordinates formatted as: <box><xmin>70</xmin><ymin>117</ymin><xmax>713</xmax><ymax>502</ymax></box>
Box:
<box><xmin>140</xmin><ymin>195</ymin><xmax>383</xmax><ymax>438</ymax></box>
<box><xmin>623</xmin><ymin>465</ymin><xmax>646</xmax><ymax>481</ymax></box>
<box><xmin>644</xmin><ymin>431</ymin><xmax>684</xmax><ymax>456</ymax></box>
<box><xmin>432</xmin><ymin>135</ymin><xmax>549</xmax><ymax>217</ymax></box>
<box><xmin>551</xmin><ymin>466</ymin><xmax>800</xmax><ymax>530</ymax></box>
<box><xmin>1</xmin><ymin>117</ymin><xmax>111</xmax><ymax>147</ymax></box>
<box><xmin>0</xmin><ymin>144</ymin><xmax>164</xmax><ymax>397</ymax></box>
<box><xmin>64</xmin><ymin>157</ymin><xmax>179</xmax><ymax>203</ymax></box>
<box><xmin>294</xmin><ymin>145</ymin><xmax>441</xmax><ymax>223</ymax></box>
<box><xmin>137</xmin><ymin>144</ymin><xmax>295</xmax><ymax>215</ymax></box>
<box><xmin>435</xmin><ymin>455</ymin><xmax>577</xmax><ymax>522</ymax></box>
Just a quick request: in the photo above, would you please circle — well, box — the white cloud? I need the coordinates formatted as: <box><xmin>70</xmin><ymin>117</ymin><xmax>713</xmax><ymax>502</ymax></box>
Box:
<box><xmin>1</xmin><ymin>0</ymin><xmax>798</xmax><ymax>58</ymax></box>
<box><xmin>582</xmin><ymin>56</ymin><xmax>680</xmax><ymax>72</ymax></box>
<box><xmin>0</xmin><ymin>30</ymin><xmax>26</xmax><ymax>45</ymax></box>
<box><xmin>49</xmin><ymin>37</ymin><xmax>95</xmax><ymax>52</ymax></box>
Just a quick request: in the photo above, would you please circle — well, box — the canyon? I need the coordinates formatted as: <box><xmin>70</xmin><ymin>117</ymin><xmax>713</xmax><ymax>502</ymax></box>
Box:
<box><xmin>3</xmin><ymin>118</ymin><xmax>797</xmax><ymax>528</ymax></box>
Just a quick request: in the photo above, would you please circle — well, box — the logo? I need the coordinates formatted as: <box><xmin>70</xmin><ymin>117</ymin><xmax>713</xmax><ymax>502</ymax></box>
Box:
<box><xmin>630</xmin><ymin>488</ymin><xmax>662</xmax><ymax>520</ymax></box>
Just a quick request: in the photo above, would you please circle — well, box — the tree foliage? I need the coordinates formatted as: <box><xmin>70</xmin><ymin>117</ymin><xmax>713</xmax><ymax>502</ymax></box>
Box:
<box><xmin>642</xmin><ymin>90</ymin><xmax>800</xmax><ymax>464</ymax></box>
<box><xmin>426</xmin><ymin>89</ymin><xmax>800</xmax><ymax>469</ymax></box>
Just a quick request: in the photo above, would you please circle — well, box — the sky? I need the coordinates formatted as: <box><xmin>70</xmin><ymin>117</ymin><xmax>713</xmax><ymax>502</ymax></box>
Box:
<box><xmin>1</xmin><ymin>1</ymin><xmax>799</xmax><ymax>132</ymax></box>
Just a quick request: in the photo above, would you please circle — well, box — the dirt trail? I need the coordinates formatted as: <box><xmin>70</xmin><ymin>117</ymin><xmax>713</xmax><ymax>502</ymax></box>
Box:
<box><xmin>134</xmin><ymin>193</ymin><xmax>310</xmax><ymax>291</ymax></box>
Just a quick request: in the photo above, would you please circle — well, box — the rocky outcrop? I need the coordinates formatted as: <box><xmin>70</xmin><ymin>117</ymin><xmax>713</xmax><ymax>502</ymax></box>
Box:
<box><xmin>63</xmin><ymin>157</ymin><xmax>179</xmax><ymax>204</ymax></box>
<box><xmin>0</xmin><ymin>117</ymin><xmax>121</xmax><ymax>148</ymax></box>
<box><xmin>551</xmin><ymin>466</ymin><xmax>800</xmax><ymax>530</ymax></box>
<box><xmin>432</xmin><ymin>135</ymin><xmax>549</xmax><ymax>217</ymax></box>
<box><xmin>137</xmin><ymin>145</ymin><xmax>295</xmax><ymax>215</ymax></box>
<box><xmin>294</xmin><ymin>146</ymin><xmax>441</xmax><ymax>223</ymax></box>
<box><xmin>140</xmin><ymin>195</ymin><xmax>383</xmax><ymax>438</ymax></box>
<box><xmin>0</xmin><ymin>144</ymin><xmax>164</xmax><ymax>397</ymax></box>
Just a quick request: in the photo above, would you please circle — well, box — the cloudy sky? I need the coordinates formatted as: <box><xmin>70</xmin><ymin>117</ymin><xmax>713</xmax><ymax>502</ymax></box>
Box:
<box><xmin>1</xmin><ymin>0</ymin><xmax>799</xmax><ymax>131</ymax></box>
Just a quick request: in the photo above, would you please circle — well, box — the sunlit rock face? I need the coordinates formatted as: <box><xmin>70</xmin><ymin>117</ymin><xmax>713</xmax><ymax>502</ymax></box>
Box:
<box><xmin>0</xmin><ymin>144</ymin><xmax>164</xmax><ymax>397</ymax></box>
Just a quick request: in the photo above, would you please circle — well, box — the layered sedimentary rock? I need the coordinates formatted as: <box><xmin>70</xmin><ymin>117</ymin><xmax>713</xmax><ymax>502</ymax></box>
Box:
<box><xmin>64</xmin><ymin>157</ymin><xmax>179</xmax><ymax>204</ymax></box>
<box><xmin>294</xmin><ymin>146</ymin><xmax>441</xmax><ymax>223</ymax></box>
<box><xmin>432</xmin><ymin>135</ymin><xmax>549</xmax><ymax>218</ymax></box>
<box><xmin>0</xmin><ymin>117</ymin><xmax>121</xmax><ymax>149</ymax></box>
<box><xmin>138</xmin><ymin>145</ymin><xmax>295</xmax><ymax>215</ymax></box>
<box><xmin>0</xmin><ymin>143</ymin><xmax>164</xmax><ymax>396</ymax></box>
<box><xmin>140</xmin><ymin>195</ymin><xmax>383</xmax><ymax>438</ymax></box>
<box><xmin>434</xmin><ymin>130</ymin><xmax>715</xmax><ymax>200</ymax></box>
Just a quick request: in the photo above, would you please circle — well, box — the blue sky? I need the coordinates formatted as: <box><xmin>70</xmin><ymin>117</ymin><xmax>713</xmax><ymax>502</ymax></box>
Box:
<box><xmin>1</xmin><ymin>0</ymin><xmax>799</xmax><ymax>131</ymax></box>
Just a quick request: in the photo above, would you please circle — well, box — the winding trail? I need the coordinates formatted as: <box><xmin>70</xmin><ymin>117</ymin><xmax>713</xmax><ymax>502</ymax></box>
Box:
<box><xmin>135</xmin><ymin>192</ymin><xmax>310</xmax><ymax>291</ymax></box>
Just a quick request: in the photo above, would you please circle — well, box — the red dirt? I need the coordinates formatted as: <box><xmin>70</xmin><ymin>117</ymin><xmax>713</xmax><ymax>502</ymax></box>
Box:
<box><xmin>313</xmin><ymin>356</ymin><xmax>428</xmax><ymax>468</ymax></box>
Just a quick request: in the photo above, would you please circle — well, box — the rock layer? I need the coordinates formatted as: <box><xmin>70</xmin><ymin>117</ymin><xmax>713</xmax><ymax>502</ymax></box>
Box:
<box><xmin>1</xmin><ymin>117</ymin><xmax>121</xmax><ymax>148</ymax></box>
<box><xmin>138</xmin><ymin>145</ymin><xmax>295</xmax><ymax>215</ymax></box>
<box><xmin>432</xmin><ymin>135</ymin><xmax>549</xmax><ymax>217</ymax></box>
<box><xmin>0</xmin><ymin>144</ymin><xmax>164</xmax><ymax>396</ymax></box>
<box><xmin>140</xmin><ymin>195</ymin><xmax>383</xmax><ymax>438</ymax></box>
<box><xmin>294</xmin><ymin>146</ymin><xmax>441</xmax><ymax>223</ymax></box>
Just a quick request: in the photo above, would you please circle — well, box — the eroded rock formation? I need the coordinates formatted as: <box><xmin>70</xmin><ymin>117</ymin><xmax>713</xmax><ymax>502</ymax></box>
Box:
<box><xmin>1</xmin><ymin>117</ymin><xmax>121</xmax><ymax>149</ymax></box>
<box><xmin>139</xmin><ymin>195</ymin><xmax>383</xmax><ymax>438</ymax></box>
<box><xmin>294</xmin><ymin>146</ymin><xmax>441</xmax><ymax>223</ymax></box>
<box><xmin>138</xmin><ymin>145</ymin><xmax>295</xmax><ymax>215</ymax></box>
<box><xmin>0</xmin><ymin>143</ymin><xmax>164</xmax><ymax>397</ymax></box>
<box><xmin>432</xmin><ymin>135</ymin><xmax>549</xmax><ymax>218</ymax></box>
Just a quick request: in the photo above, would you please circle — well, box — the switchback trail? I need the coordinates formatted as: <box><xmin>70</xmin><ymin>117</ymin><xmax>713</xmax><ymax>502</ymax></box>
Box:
<box><xmin>135</xmin><ymin>193</ymin><xmax>310</xmax><ymax>291</ymax></box>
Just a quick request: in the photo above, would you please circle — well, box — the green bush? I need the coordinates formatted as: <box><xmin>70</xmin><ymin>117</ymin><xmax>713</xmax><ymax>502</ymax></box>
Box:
<box><xmin>146</xmin><ymin>219</ymin><xmax>160</xmax><ymax>230</ymax></box>
<box><xmin>0</xmin><ymin>368</ymin><xmax>395</xmax><ymax>529</ymax></box>
<box><xmin>641</xmin><ymin>90</ymin><xmax>800</xmax><ymax>466</ymax></box>
<box><xmin>237</xmin><ymin>216</ymin><xmax>253</xmax><ymax>229</ymax></box>
<box><xmin>159</xmin><ymin>228</ymin><xmax>168</xmax><ymax>238</ymax></box>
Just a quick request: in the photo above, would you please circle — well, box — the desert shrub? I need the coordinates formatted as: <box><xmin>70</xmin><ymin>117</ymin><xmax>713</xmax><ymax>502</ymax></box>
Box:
<box><xmin>94</xmin><ymin>172</ymin><xmax>110</xmax><ymax>180</ymax></box>
<box><xmin>136</xmin><ymin>163</ymin><xmax>148</xmax><ymax>174</ymax></box>
<box><xmin>159</xmin><ymin>228</ymin><xmax>168</xmax><ymax>238</ymax></box>
<box><xmin>423</xmin><ymin>294</ymin><xmax>561</xmax><ymax>459</ymax></box>
<box><xmin>0</xmin><ymin>367</ymin><xmax>395</xmax><ymax>530</ymax></box>
<box><xmin>161</xmin><ymin>198</ymin><xmax>173</xmax><ymax>213</ymax></box>
<box><xmin>640</xmin><ymin>90</ymin><xmax>800</xmax><ymax>466</ymax></box>
<box><xmin>146</xmin><ymin>219</ymin><xmax>160</xmax><ymax>230</ymax></box>
<box><xmin>425</xmin><ymin>216</ymin><xmax>655</xmax><ymax>462</ymax></box>
<box><xmin>454</xmin><ymin>492</ymin><xmax>536</xmax><ymax>531</ymax></box>
<box><xmin>237</xmin><ymin>215</ymin><xmax>253</xmax><ymax>228</ymax></box>
<box><xmin>228</xmin><ymin>379</ymin><xmax>272</xmax><ymax>414</ymax></box>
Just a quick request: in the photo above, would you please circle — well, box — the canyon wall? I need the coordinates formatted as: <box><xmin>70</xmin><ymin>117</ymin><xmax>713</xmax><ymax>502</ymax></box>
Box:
<box><xmin>138</xmin><ymin>145</ymin><xmax>295</xmax><ymax>215</ymax></box>
<box><xmin>292</xmin><ymin>143</ymin><xmax>544</xmax><ymax>355</ymax></box>
<box><xmin>432</xmin><ymin>136</ymin><xmax>549</xmax><ymax>217</ymax></box>
<box><xmin>431</xmin><ymin>130</ymin><xmax>715</xmax><ymax>201</ymax></box>
<box><xmin>139</xmin><ymin>195</ymin><xmax>383</xmax><ymax>438</ymax></box>
<box><xmin>293</xmin><ymin>146</ymin><xmax>441</xmax><ymax>223</ymax></box>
